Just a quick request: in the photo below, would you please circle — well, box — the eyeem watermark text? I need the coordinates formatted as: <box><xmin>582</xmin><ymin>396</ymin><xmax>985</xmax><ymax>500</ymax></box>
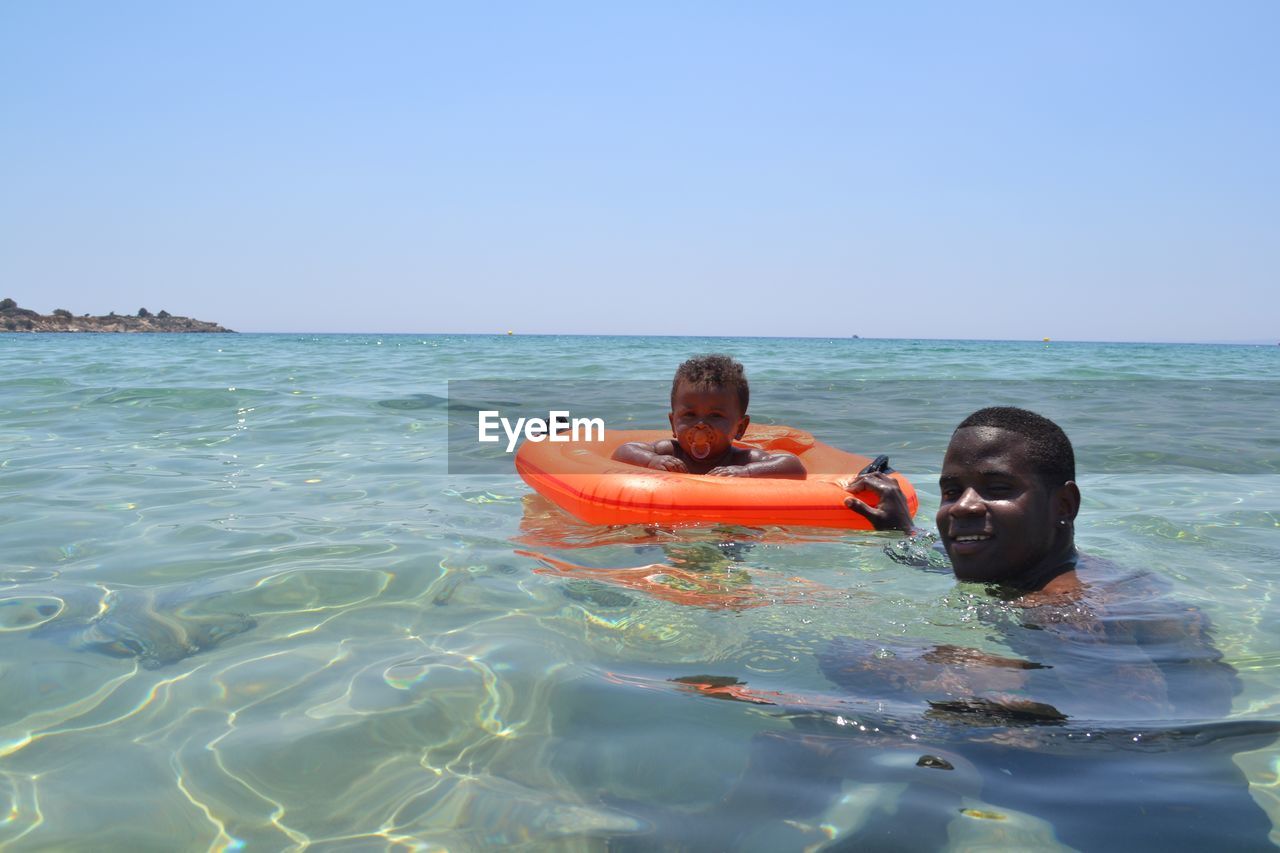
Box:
<box><xmin>477</xmin><ymin>410</ymin><xmax>605</xmax><ymax>452</ymax></box>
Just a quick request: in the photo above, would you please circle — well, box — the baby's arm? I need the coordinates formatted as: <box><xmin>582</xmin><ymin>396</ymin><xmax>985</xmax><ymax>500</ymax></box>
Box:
<box><xmin>612</xmin><ymin>440</ymin><xmax>689</xmax><ymax>472</ymax></box>
<box><xmin>708</xmin><ymin>450</ymin><xmax>805</xmax><ymax>479</ymax></box>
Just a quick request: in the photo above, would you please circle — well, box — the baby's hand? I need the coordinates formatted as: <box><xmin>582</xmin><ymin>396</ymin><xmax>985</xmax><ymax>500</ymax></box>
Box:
<box><xmin>708</xmin><ymin>465</ymin><xmax>749</xmax><ymax>477</ymax></box>
<box><xmin>648</xmin><ymin>456</ymin><xmax>689</xmax><ymax>473</ymax></box>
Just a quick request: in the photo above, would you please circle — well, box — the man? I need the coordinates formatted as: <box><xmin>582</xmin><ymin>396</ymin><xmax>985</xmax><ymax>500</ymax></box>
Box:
<box><xmin>825</xmin><ymin>406</ymin><xmax>1276</xmax><ymax>847</ymax></box>
<box><xmin>839</xmin><ymin>407</ymin><xmax>1241</xmax><ymax>715</ymax></box>
<box><xmin>604</xmin><ymin>408</ymin><xmax>1276</xmax><ymax>849</ymax></box>
<box><xmin>845</xmin><ymin>406</ymin><xmax>1082</xmax><ymax>594</ymax></box>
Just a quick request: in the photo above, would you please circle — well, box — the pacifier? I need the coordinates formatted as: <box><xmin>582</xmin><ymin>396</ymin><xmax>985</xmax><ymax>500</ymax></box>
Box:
<box><xmin>686</xmin><ymin>425</ymin><xmax>715</xmax><ymax>460</ymax></box>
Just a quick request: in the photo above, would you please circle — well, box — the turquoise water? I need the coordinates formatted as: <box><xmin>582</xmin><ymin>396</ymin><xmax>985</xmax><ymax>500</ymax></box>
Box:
<box><xmin>1</xmin><ymin>333</ymin><xmax>1278</xmax><ymax>850</ymax></box>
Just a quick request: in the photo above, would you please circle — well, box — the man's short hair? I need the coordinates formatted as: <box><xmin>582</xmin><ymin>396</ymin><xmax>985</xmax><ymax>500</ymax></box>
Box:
<box><xmin>672</xmin><ymin>354</ymin><xmax>749</xmax><ymax>412</ymax></box>
<box><xmin>955</xmin><ymin>406</ymin><xmax>1075</xmax><ymax>486</ymax></box>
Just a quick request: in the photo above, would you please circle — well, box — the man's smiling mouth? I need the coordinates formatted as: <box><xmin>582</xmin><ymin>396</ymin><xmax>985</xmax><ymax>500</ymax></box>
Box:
<box><xmin>952</xmin><ymin>534</ymin><xmax>992</xmax><ymax>542</ymax></box>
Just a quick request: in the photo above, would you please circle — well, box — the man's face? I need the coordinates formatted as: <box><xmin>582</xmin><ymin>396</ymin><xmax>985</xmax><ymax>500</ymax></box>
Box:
<box><xmin>668</xmin><ymin>381</ymin><xmax>748</xmax><ymax>464</ymax></box>
<box><xmin>935</xmin><ymin>426</ymin><xmax>1065</xmax><ymax>584</ymax></box>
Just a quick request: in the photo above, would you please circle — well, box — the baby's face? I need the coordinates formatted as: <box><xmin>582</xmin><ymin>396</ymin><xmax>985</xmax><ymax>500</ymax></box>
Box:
<box><xmin>668</xmin><ymin>381</ymin><xmax>748</xmax><ymax>463</ymax></box>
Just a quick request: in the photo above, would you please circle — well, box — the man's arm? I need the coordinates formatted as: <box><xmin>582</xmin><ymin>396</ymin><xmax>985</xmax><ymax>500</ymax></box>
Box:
<box><xmin>1014</xmin><ymin>603</ymin><xmax>1174</xmax><ymax>718</ymax></box>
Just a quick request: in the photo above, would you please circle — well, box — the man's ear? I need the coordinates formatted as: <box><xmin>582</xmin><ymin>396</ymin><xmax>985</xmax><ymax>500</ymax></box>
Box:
<box><xmin>669</xmin><ymin>411</ymin><xmax>677</xmax><ymax>437</ymax></box>
<box><xmin>1056</xmin><ymin>481</ymin><xmax>1081</xmax><ymax>522</ymax></box>
<box><xmin>735</xmin><ymin>413</ymin><xmax>750</xmax><ymax>439</ymax></box>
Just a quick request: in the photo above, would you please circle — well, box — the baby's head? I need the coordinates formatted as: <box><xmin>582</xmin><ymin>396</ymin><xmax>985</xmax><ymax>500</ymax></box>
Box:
<box><xmin>668</xmin><ymin>355</ymin><xmax>750</xmax><ymax>463</ymax></box>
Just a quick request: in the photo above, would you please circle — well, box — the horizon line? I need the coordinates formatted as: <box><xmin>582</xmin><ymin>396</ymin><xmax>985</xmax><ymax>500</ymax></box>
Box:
<box><xmin>215</xmin><ymin>331</ymin><xmax>1279</xmax><ymax>347</ymax></box>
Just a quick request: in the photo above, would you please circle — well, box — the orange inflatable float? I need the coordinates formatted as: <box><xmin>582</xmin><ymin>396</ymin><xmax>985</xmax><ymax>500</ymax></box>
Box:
<box><xmin>514</xmin><ymin>424</ymin><xmax>916</xmax><ymax>530</ymax></box>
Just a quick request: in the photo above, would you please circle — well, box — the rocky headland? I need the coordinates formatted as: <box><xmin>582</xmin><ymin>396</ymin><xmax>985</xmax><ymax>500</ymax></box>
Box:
<box><xmin>1</xmin><ymin>299</ymin><xmax>234</xmax><ymax>333</ymax></box>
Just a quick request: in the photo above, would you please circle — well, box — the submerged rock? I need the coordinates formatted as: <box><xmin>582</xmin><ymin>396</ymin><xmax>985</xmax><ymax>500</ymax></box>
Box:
<box><xmin>73</xmin><ymin>595</ymin><xmax>255</xmax><ymax>668</ymax></box>
<box><xmin>23</xmin><ymin>581</ymin><xmax>255</xmax><ymax>668</ymax></box>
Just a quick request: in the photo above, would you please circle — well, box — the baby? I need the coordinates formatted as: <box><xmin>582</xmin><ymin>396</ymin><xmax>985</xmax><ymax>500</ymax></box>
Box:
<box><xmin>612</xmin><ymin>355</ymin><xmax>805</xmax><ymax>478</ymax></box>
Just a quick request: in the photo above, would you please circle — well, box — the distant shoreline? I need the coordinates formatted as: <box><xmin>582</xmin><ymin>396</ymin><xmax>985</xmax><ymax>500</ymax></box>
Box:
<box><xmin>213</xmin><ymin>331</ymin><xmax>1272</xmax><ymax>347</ymax></box>
<box><xmin>0</xmin><ymin>299</ymin><xmax>234</xmax><ymax>333</ymax></box>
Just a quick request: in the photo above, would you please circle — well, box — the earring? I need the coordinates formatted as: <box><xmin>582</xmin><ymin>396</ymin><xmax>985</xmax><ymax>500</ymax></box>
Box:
<box><xmin>1058</xmin><ymin>519</ymin><xmax>1069</xmax><ymax>527</ymax></box>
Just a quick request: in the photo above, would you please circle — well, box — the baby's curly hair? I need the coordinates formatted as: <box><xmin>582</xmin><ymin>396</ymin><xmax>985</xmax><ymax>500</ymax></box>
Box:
<box><xmin>671</xmin><ymin>354</ymin><xmax>749</xmax><ymax>412</ymax></box>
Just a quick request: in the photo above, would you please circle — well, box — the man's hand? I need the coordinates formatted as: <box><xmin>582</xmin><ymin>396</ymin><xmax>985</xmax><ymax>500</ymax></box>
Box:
<box><xmin>844</xmin><ymin>471</ymin><xmax>914</xmax><ymax>531</ymax></box>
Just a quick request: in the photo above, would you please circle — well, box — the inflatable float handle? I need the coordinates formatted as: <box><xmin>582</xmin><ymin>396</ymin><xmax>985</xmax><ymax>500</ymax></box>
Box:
<box><xmin>858</xmin><ymin>454</ymin><xmax>895</xmax><ymax>476</ymax></box>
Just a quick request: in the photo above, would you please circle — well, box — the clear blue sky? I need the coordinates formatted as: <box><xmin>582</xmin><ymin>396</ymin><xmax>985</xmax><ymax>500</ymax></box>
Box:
<box><xmin>2</xmin><ymin>1</ymin><xmax>1276</xmax><ymax>341</ymax></box>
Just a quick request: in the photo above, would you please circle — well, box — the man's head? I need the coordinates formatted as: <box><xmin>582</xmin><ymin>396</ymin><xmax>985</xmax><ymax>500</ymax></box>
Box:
<box><xmin>936</xmin><ymin>407</ymin><xmax>1080</xmax><ymax>587</ymax></box>
<box><xmin>669</xmin><ymin>355</ymin><xmax>750</xmax><ymax>463</ymax></box>
<box><xmin>954</xmin><ymin>407</ymin><xmax>1075</xmax><ymax>488</ymax></box>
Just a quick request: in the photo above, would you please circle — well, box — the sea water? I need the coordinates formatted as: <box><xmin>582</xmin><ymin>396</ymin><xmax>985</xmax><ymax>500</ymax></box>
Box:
<box><xmin>1</xmin><ymin>333</ymin><xmax>1277</xmax><ymax>850</ymax></box>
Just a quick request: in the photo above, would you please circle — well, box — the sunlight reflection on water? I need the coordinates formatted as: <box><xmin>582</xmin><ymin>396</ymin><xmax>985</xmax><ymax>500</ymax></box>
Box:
<box><xmin>0</xmin><ymin>334</ymin><xmax>1277</xmax><ymax>849</ymax></box>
